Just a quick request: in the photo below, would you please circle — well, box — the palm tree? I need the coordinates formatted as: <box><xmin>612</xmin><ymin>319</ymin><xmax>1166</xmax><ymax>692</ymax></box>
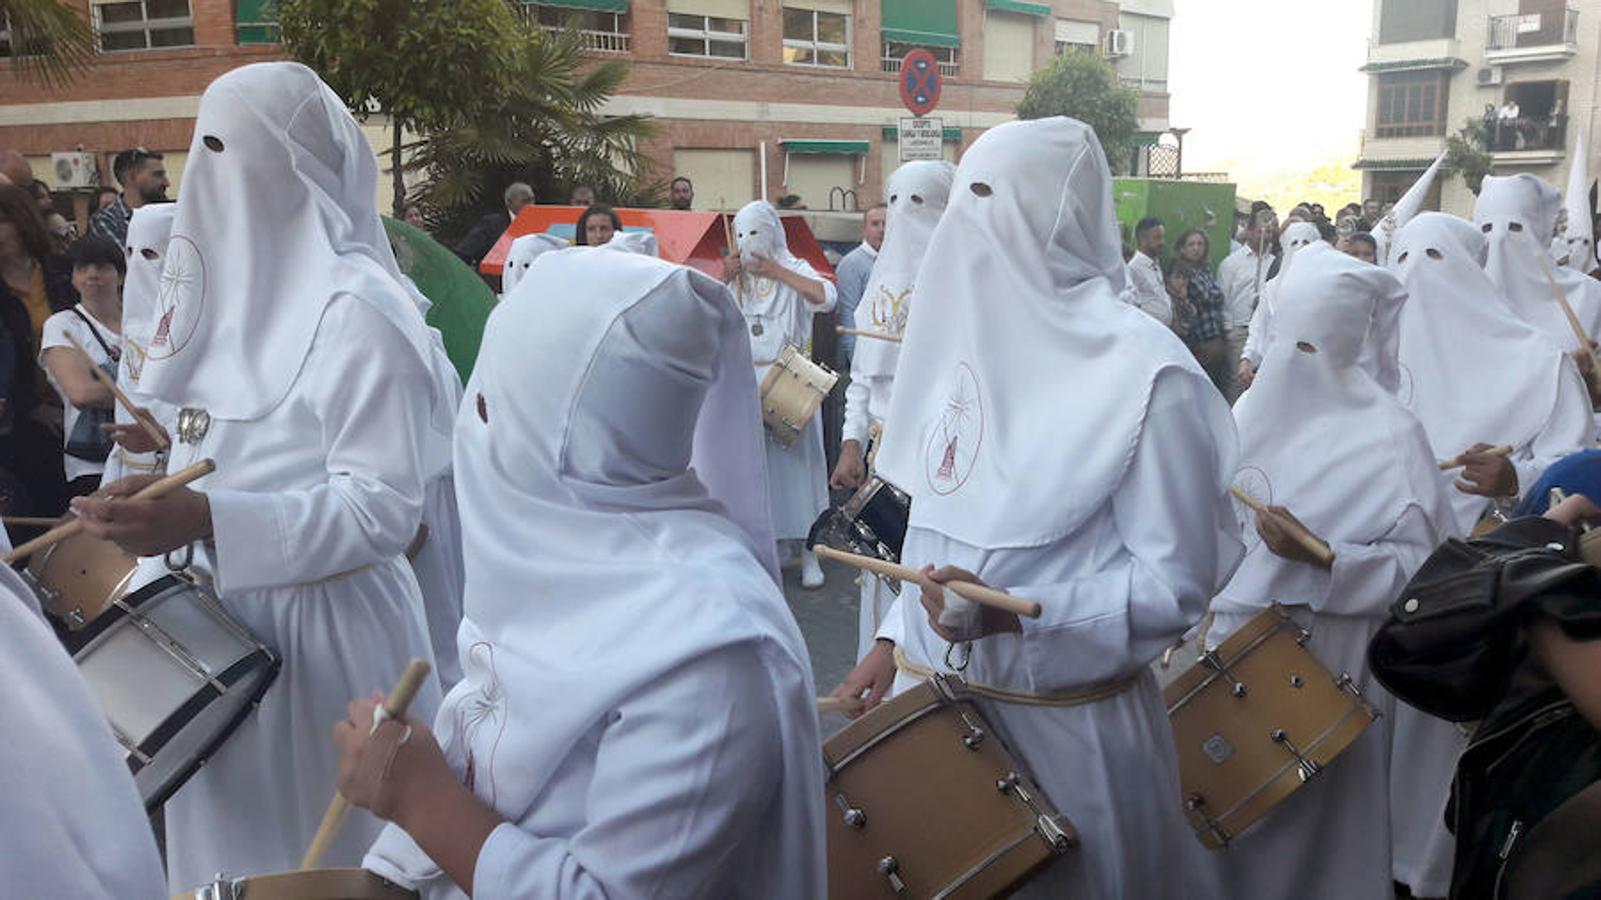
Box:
<box><xmin>1</xmin><ymin>0</ymin><xmax>97</xmax><ymax>86</ymax></box>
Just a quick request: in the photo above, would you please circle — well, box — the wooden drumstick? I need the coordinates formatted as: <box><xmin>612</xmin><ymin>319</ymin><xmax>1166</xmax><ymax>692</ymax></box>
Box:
<box><xmin>3</xmin><ymin>516</ymin><xmax>67</xmax><ymax>528</ymax></box>
<box><xmin>811</xmin><ymin>544</ymin><xmax>1043</xmax><ymax>619</ymax></box>
<box><xmin>1534</xmin><ymin>250</ymin><xmax>1601</xmax><ymax>375</ymax></box>
<box><xmin>835</xmin><ymin>326</ymin><xmax>903</xmax><ymax>344</ymax></box>
<box><xmin>1229</xmin><ymin>485</ymin><xmax>1336</xmax><ymax>567</ymax></box>
<box><xmin>816</xmin><ymin>696</ymin><xmax>859</xmax><ymax>715</ymax></box>
<box><xmin>718</xmin><ymin>198</ymin><xmax>734</xmax><ymax>253</ymax></box>
<box><xmin>1438</xmin><ymin>444</ymin><xmax>1514</xmax><ymax>471</ymax></box>
<box><xmin>62</xmin><ymin>333</ymin><xmax>170</xmax><ymax>451</ymax></box>
<box><xmin>301</xmin><ymin>659</ymin><xmax>433</xmax><ymax>871</ymax></box>
<box><xmin>2</xmin><ymin>459</ymin><xmax>216</xmax><ymax>563</ymax></box>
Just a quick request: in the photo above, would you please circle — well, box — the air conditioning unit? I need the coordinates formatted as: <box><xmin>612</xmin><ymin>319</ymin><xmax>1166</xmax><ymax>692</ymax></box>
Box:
<box><xmin>1478</xmin><ymin>66</ymin><xmax>1504</xmax><ymax>87</ymax></box>
<box><xmin>1104</xmin><ymin>29</ymin><xmax>1135</xmax><ymax>58</ymax></box>
<box><xmin>50</xmin><ymin>151</ymin><xmax>99</xmax><ymax>189</ymax></box>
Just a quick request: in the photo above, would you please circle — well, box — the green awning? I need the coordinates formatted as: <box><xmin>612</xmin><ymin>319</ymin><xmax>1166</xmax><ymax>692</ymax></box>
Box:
<box><xmin>881</xmin><ymin>126</ymin><xmax>962</xmax><ymax>142</ymax></box>
<box><xmin>533</xmin><ymin>0</ymin><xmax>630</xmax><ymax>12</ymax></box>
<box><xmin>985</xmin><ymin>0</ymin><xmax>1050</xmax><ymax>16</ymax></box>
<box><xmin>235</xmin><ymin>0</ymin><xmax>279</xmax><ymax>44</ymax></box>
<box><xmin>881</xmin><ymin>0</ymin><xmax>960</xmax><ymax>48</ymax></box>
<box><xmin>781</xmin><ymin>140</ymin><xmax>870</xmax><ymax>155</ymax></box>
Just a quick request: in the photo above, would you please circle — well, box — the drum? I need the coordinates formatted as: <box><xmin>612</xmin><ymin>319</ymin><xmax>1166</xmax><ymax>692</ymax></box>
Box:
<box><xmin>823</xmin><ymin>674</ymin><xmax>1076</xmax><ymax>899</ymax></box>
<box><xmin>840</xmin><ymin>475</ymin><xmax>911</xmax><ymax>563</ymax></box>
<box><xmin>23</xmin><ymin>529</ymin><xmax>138</xmax><ymax>630</ymax></box>
<box><xmin>177</xmin><ymin>868</ymin><xmax>417</xmax><ymax>899</ymax></box>
<box><xmin>73</xmin><ymin>573</ymin><xmax>279</xmax><ymax>810</ymax></box>
<box><xmin>1163</xmin><ymin>605</ymin><xmax>1378</xmax><ymax>849</ymax></box>
<box><xmin>760</xmin><ymin>344</ymin><xmax>838</xmax><ymax>447</ymax></box>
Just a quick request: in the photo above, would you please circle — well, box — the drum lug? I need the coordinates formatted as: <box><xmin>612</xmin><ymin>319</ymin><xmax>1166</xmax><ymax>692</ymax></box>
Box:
<box><xmin>1270</xmin><ymin>729</ymin><xmax>1322</xmax><ymax>782</ymax></box>
<box><xmin>194</xmin><ymin>874</ymin><xmax>240</xmax><ymax>900</ymax></box>
<box><xmin>833</xmin><ymin>792</ymin><xmax>867</xmax><ymax>829</ymax></box>
<box><xmin>1185</xmin><ymin>794</ymin><xmax>1232</xmax><ymax>847</ymax></box>
<box><xmin>998</xmin><ymin>772</ymin><xmax>1078</xmax><ymax>852</ymax></box>
<box><xmin>1334</xmin><ymin>673</ymin><xmax>1381</xmax><ymax>719</ymax></box>
<box><xmin>1199</xmin><ymin>649</ymin><xmax>1248</xmax><ymax>698</ymax></box>
<box><xmin>877</xmin><ymin>856</ymin><xmax>908</xmax><ymax>894</ymax></box>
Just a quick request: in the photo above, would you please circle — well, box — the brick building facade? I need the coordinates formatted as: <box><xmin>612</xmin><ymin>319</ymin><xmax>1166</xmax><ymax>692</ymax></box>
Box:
<box><xmin>1</xmin><ymin>0</ymin><xmax>1172</xmax><ymax>220</ymax></box>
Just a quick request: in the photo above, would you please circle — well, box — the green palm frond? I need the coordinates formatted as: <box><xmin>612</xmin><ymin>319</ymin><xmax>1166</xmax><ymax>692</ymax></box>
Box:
<box><xmin>1</xmin><ymin>0</ymin><xmax>97</xmax><ymax>87</ymax></box>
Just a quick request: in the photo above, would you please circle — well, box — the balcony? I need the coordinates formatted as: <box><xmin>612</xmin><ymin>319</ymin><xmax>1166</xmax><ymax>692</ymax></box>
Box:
<box><xmin>1486</xmin><ymin>9</ymin><xmax>1579</xmax><ymax>65</ymax></box>
<box><xmin>1363</xmin><ymin>37</ymin><xmax>1462</xmax><ymax>73</ymax></box>
<box><xmin>1488</xmin><ymin>112</ymin><xmax>1568</xmax><ymax>166</ymax></box>
<box><xmin>512</xmin><ymin>3</ymin><xmax>631</xmax><ymax>54</ymax></box>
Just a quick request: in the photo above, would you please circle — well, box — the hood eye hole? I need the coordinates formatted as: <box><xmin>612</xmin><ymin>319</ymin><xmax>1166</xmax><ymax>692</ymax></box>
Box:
<box><xmin>889</xmin><ymin>194</ymin><xmax>899</xmax><ymax>204</ymax></box>
<box><xmin>1482</xmin><ymin>223</ymin><xmax>1494</xmax><ymax>233</ymax></box>
<box><xmin>476</xmin><ymin>393</ymin><xmax>488</xmax><ymax>423</ymax></box>
<box><xmin>140</xmin><ymin>248</ymin><xmax>160</xmax><ymax>260</ymax></box>
<box><xmin>202</xmin><ymin>135</ymin><xmax>225</xmax><ymax>153</ymax></box>
<box><xmin>911</xmin><ymin>194</ymin><xmax>925</xmax><ymax>205</ymax></box>
<box><xmin>1397</xmin><ymin>251</ymin><xmax>1409</xmax><ymax>264</ymax></box>
<box><xmin>1296</xmin><ymin>341</ymin><xmax>1318</xmax><ymax>354</ymax></box>
<box><xmin>970</xmin><ymin>182</ymin><xmax>993</xmax><ymax>198</ymax></box>
<box><xmin>1426</xmin><ymin>248</ymin><xmax>1443</xmax><ymax>260</ymax></box>
<box><xmin>1509</xmin><ymin>222</ymin><xmax>1524</xmax><ymax>232</ymax></box>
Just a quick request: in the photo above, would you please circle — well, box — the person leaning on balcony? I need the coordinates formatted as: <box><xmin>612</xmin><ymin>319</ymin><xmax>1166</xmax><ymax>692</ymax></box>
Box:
<box><xmin>454</xmin><ymin>182</ymin><xmax>534</xmax><ymax>267</ymax></box>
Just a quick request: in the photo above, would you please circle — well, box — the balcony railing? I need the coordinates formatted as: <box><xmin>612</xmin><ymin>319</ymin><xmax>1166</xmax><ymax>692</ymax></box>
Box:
<box><xmin>1487</xmin><ymin>9</ymin><xmax>1579</xmax><ymax>52</ymax></box>
<box><xmin>880</xmin><ymin>55</ymin><xmax>959</xmax><ymax>78</ymax></box>
<box><xmin>511</xmin><ymin>5</ymin><xmax>631</xmax><ymax>53</ymax></box>
<box><xmin>1488</xmin><ymin>112</ymin><xmax>1568</xmax><ymax>153</ymax></box>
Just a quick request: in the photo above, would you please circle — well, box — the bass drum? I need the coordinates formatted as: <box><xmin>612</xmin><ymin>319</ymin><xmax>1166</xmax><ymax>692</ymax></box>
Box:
<box><xmin>177</xmin><ymin>868</ymin><xmax>417</xmax><ymax>899</ymax></box>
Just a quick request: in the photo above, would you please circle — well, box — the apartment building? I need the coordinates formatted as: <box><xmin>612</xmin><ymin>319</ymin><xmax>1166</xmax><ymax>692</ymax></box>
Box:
<box><xmin>0</xmin><ymin>0</ymin><xmax>1172</xmax><ymax>217</ymax></box>
<box><xmin>1357</xmin><ymin>0</ymin><xmax>1601</xmax><ymax>216</ymax></box>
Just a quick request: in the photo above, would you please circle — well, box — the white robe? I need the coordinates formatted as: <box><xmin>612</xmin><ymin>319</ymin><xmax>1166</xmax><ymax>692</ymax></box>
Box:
<box><xmin>410</xmin><ymin>315</ymin><xmax>466</xmax><ymax>689</ymax></box>
<box><xmin>737</xmin><ymin>264</ymin><xmax>837</xmax><ymax>540</ymax></box>
<box><xmin>843</xmin><ymin>370</ymin><xmax>897</xmax><ymax>657</ymax></box>
<box><xmin>162</xmin><ymin>297</ymin><xmax>442</xmax><ymax>890</ymax></box>
<box><xmin>0</xmin><ymin>562</ymin><xmax>167</xmax><ymax>899</ymax></box>
<box><xmin>880</xmin><ymin>370</ymin><xmax>1235</xmax><ymax>899</ymax></box>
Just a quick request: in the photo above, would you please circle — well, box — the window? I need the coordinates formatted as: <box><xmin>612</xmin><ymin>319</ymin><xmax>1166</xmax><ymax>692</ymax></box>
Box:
<box><xmin>983</xmin><ymin>11</ymin><xmax>1035</xmax><ymax>82</ymax></box>
<box><xmin>1377</xmin><ymin>0</ymin><xmax>1457</xmax><ymax>44</ymax></box>
<box><xmin>1113</xmin><ymin>13</ymin><xmax>1169</xmax><ymax>94</ymax></box>
<box><xmin>783</xmin><ymin>7</ymin><xmax>850</xmax><ymax>69</ymax></box>
<box><xmin>673</xmin><ymin>149</ymin><xmax>756</xmax><ymax>210</ymax></box>
<box><xmin>882</xmin><ymin>42</ymin><xmax>959</xmax><ymax>76</ymax></box>
<box><xmin>0</xmin><ymin>16</ymin><xmax>11</xmax><ymax>58</ymax></box>
<box><xmin>668</xmin><ymin>14</ymin><xmax>747</xmax><ymax>59</ymax></box>
<box><xmin>1374</xmin><ymin>71</ymin><xmax>1449</xmax><ymax>138</ymax></box>
<box><xmin>524</xmin><ymin>4</ymin><xmax>631</xmax><ymax>53</ymax></box>
<box><xmin>94</xmin><ymin>0</ymin><xmax>195</xmax><ymax>51</ymax></box>
<box><xmin>1054</xmin><ymin>18</ymin><xmax>1098</xmax><ymax>56</ymax></box>
<box><xmin>1370</xmin><ymin>170</ymin><xmax>1443</xmax><ymax>208</ymax></box>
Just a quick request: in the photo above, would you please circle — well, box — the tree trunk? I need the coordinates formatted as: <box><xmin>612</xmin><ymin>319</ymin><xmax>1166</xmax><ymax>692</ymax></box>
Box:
<box><xmin>392</xmin><ymin>116</ymin><xmax>406</xmax><ymax>217</ymax></box>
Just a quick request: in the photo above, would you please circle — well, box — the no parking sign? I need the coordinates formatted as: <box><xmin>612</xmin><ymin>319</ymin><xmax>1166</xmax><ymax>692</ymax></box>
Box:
<box><xmin>898</xmin><ymin>49</ymin><xmax>942</xmax><ymax>117</ymax></box>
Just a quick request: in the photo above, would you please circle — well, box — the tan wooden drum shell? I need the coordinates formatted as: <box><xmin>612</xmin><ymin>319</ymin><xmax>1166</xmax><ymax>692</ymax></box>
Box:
<box><xmin>761</xmin><ymin>345</ymin><xmax>838</xmax><ymax>448</ymax></box>
<box><xmin>1163</xmin><ymin>605</ymin><xmax>1377</xmax><ymax>849</ymax></box>
<box><xmin>173</xmin><ymin>868</ymin><xmax>417</xmax><ymax>899</ymax></box>
<box><xmin>25</xmin><ymin>529</ymin><xmax>138</xmax><ymax>629</ymax></box>
<box><xmin>822</xmin><ymin>675</ymin><xmax>1076</xmax><ymax>899</ymax></box>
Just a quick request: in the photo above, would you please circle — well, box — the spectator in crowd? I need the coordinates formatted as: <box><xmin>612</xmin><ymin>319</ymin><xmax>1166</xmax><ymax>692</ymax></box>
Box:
<box><xmin>454</xmin><ymin>181</ymin><xmax>534</xmax><ymax>266</ymax></box>
<box><xmin>0</xmin><ymin>150</ymin><xmax>30</xmax><ymax>189</ymax></box>
<box><xmin>90</xmin><ymin>148</ymin><xmax>169</xmax><ymax>245</ymax></box>
<box><xmin>1173</xmin><ymin>227</ymin><xmax>1231</xmax><ymax>393</ymax></box>
<box><xmin>0</xmin><ymin>184</ymin><xmax>75</xmax><ymax>515</ymax></box>
<box><xmin>575</xmin><ymin>204</ymin><xmax>621</xmax><ymax>246</ymax></box>
<box><xmin>1363</xmin><ymin>197</ymin><xmax>1381</xmax><ymax>223</ymax></box>
<box><xmin>833</xmin><ymin>203</ymin><xmax>885</xmax><ymax>369</ymax></box>
<box><xmin>569</xmin><ymin>184</ymin><xmax>596</xmax><ymax>206</ymax></box>
<box><xmin>1344</xmin><ymin>231</ymin><xmax>1378</xmax><ymax>265</ymax></box>
<box><xmin>40</xmin><ymin>236</ymin><xmax>124</xmax><ymax>498</ymax></box>
<box><xmin>1231</xmin><ymin>209</ymin><xmax>1248</xmax><ymax>254</ymax></box>
<box><xmin>401</xmin><ymin>202</ymin><xmax>427</xmax><ymax>231</ymax></box>
<box><xmin>28</xmin><ymin>180</ymin><xmax>54</xmax><ymax>214</ymax></box>
<box><xmin>1163</xmin><ymin>263</ymin><xmax>1194</xmax><ymax>340</ymax></box>
<box><xmin>1218</xmin><ymin>205</ymin><xmax>1278</xmax><ymax>401</ymax></box>
<box><xmin>90</xmin><ymin>186</ymin><xmax>120</xmax><ymax>219</ymax></box>
<box><xmin>1125</xmin><ymin>216</ymin><xmax>1172</xmax><ymax>326</ymax></box>
<box><xmin>44</xmin><ymin>212</ymin><xmax>75</xmax><ymax>256</ymax></box>
<box><xmin>669</xmin><ymin>175</ymin><xmax>695</xmax><ymax>210</ymax></box>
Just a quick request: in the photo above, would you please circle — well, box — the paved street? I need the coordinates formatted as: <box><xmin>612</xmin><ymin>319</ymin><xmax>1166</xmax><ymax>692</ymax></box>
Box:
<box><xmin>779</xmin><ymin>556</ymin><xmax>869</xmax><ymax>738</ymax></box>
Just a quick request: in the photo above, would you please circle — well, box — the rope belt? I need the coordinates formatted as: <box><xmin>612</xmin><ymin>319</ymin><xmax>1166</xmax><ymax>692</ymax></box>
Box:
<box><xmin>894</xmin><ymin>646</ymin><xmax>1141</xmax><ymax>708</ymax></box>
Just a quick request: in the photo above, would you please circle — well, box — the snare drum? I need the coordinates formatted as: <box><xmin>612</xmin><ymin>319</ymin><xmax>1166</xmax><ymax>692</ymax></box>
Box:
<box><xmin>23</xmin><ymin>530</ymin><xmax>138</xmax><ymax>630</ymax></box>
<box><xmin>840</xmin><ymin>475</ymin><xmax>911</xmax><ymax>563</ymax></box>
<box><xmin>73</xmin><ymin>573</ymin><xmax>278</xmax><ymax>810</ymax></box>
<box><xmin>1163</xmin><ymin>605</ymin><xmax>1378</xmax><ymax>848</ymax></box>
<box><xmin>177</xmin><ymin>868</ymin><xmax>417</xmax><ymax>899</ymax></box>
<box><xmin>823</xmin><ymin>674</ymin><xmax>1076</xmax><ymax>899</ymax></box>
<box><xmin>760</xmin><ymin>344</ymin><xmax>838</xmax><ymax>447</ymax></box>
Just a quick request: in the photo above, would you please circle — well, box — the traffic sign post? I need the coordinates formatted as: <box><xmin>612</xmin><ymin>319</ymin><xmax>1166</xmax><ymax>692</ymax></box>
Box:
<box><xmin>898</xmin><ymin>49</ymin><xmax>943</xmax><ymax>117</ymax></box>
<box><xmin>899</xmin><ymin>116</ymin><xmax>944</xmax><ymax>162</ymax></box>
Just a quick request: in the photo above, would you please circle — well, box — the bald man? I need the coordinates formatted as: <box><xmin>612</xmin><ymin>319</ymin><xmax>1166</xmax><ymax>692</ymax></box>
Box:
<box><xmin>0</xmin><ymin>150</ymin><xmax>31</xmax><ymax>189</ymax></box>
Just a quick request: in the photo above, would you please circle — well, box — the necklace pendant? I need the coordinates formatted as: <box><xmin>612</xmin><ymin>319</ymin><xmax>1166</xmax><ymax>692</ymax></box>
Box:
<box><xmin>176</xmin><ymin>407</ymin><xmax>211</xmax><ymax>445</ymax></box>
<box><xmin>751</xmin><ymin>323</ymin><xmax>764</xmax><ymax>337</ymax></box>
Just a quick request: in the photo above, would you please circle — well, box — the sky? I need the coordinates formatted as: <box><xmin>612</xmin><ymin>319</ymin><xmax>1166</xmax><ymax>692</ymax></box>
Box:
<box><xmin>1167</xmin><ymin>0</ymin><xmax>1375</xmax><ymax>207</ymax></box>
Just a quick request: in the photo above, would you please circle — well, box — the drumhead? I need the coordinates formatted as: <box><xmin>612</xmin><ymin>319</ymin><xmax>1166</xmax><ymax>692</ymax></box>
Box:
<box><xmin>135</xmin><ymin>650</ymin><xmax>278</xmax><ymax>812</ymax></box>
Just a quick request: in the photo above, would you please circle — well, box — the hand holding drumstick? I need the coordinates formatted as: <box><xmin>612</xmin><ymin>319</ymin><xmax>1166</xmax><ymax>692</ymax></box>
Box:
<box><xmin>1231</xmin><ymin>486</ymin><xmax>1335</xmax><ymax>569</ymax></box>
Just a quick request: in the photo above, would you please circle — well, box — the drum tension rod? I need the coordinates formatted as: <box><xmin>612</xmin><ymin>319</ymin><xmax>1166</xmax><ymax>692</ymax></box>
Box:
<box><xmin>1199</xmin><ymin>649</ymin><xmax>1248</xmax><ymax>698</ymax></box>
<box><xmin>877</xmin><ymin>856</ymin><xmax>908</xmax><ymax>895</ymax></box>
<box><xmin>833</xmin><ymin>792</ymin><xmax>867</xmax><ymax>829</ymax></box>
<box><xmin>1184</xmin><ymin>794</ymin><xmax>1232</xmax><ymax>847</ymax></box>
<box><xmin>1270</xmin><ymin>729</ymin><xmax>1322</xmax><ymax>782</ymax></box>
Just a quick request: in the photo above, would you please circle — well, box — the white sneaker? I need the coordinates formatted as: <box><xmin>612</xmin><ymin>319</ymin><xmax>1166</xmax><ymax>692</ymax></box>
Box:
<box><xmin>801</xmin><ymin>549</ymin><xmax>825</xmax><ymax>589</ymax></box>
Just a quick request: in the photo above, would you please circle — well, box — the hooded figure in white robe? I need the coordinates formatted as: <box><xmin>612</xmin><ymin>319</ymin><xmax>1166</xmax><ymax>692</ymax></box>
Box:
<box><xmin>1373</xmin><ymin>153</ymin><xmax>1446</xmax><ymax>268</ymax></box>
<box><xmin>365</xmin><ymin>247</ymin><xmax>824</xmax><ymax>898</ymax></box>
<box><xmin>729</xmin><ymin>200</ymin><xmax>837</xmax><ymax>582</ymax></box>
<box><xmin>119</xmin><ymin>62</ymin><xmax>445</xmax><ymax>888</ymax></box>
<box><xmin>103</xmin><ymin>203</ymin><xmax>179</xmax><ymax>486</ymax></box>
<box><xmin>1476</xmin><ymin>173</ymin><xmax>1601</xmax><ymax>350</ymax></box>
<box><xmin>870</xmin><ymin>117</ymin><xmax>1243</xmax><ymax>898</ymax></box>
<box><xmin>843</xmin><ymin>159</ymin><xmax>954</xmax><ymax>656</ymax></box>
<box><xmin>0</xmin><ymin>527</ymin><xmax>167</xmax><ymax>899</ymax></box>
<box><xmin>1386</xmin><ymin>212</ymin><xmax>1596</xmax><ymax>897</ymax></box>
<box><xmin>602</xmin><ymin>229</ymin><xmax>659</xmax><ymax>256</ymax></box>
<box><xmin>500</xmin><ymin>233</ymin><xmax>566</xmax><ymax>299</ymax></box>
<box><xmin>1206</xmin><ymin>244</ymin><xmax>1452</xmax><ymax>900</ymax></box>
<box><xmin>1241</xmin><ymin>221</ymin><xmax>1322</xmax><ymax>371</ymax></box>
<box><xmin>1566</xmin><ymin>134</ymin><xmax>1597</xmax><ymax>276</ymax></box>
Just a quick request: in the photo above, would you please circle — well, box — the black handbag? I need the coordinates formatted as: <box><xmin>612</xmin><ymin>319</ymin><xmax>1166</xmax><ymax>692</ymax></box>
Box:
<box><xmin>61</xmin><ymin>307</ymin><xmax>119</xmax><ymax>463</ymax></box>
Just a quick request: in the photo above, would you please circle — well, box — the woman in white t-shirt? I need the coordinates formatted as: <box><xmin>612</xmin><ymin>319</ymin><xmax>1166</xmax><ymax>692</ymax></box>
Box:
<box><xmin>39</xmin><ymin>236</ymin><xmax>124</xmax><ymax>497</ymax></box>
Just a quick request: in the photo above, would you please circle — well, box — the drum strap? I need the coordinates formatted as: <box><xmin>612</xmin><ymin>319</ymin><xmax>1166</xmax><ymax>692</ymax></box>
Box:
<box><xmin>894</xmin><ymin>647</ymin><xmax>1140</xmax><ymax>708</ymax></box>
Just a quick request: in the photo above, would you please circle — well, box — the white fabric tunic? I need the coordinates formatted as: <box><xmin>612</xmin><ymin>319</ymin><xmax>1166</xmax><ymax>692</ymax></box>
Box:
<box><xmin>0</xmin><ymin>554</ymin><xmax>168</xmax><ymax>899</ymax></box>
<box><xmin>105</xmin><ymin>203</ymin><xmax>180</xmax><ymax>486</ymax></box>
<box><xmin>1477</xmin><ymin>174</ymin><xmax>1601</xmax><ymax>349</ymax></box>
<box><xmin>1241</xmin><ymin>222</ymin><xmax>1321</xmax><ymax>368</ymax></box>
<box><xmin>730</xmin><ymin>201</ymin><xmax>837</xmax><ymax>540</ymax></box>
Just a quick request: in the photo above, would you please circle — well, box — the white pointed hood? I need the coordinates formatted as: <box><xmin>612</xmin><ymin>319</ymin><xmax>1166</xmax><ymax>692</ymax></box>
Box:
<box><xmin>853</xmin><ymin>160</ymin><xmax>955</xmax><ymax>379</ymax></box>
<box><xmin>1476</xmin><ymin>173</ymin><xmax>1601</xmax><ymax>351</ymax></box>
<box><xmin>501</xmin><ymin>233</ymin><xmax>567</xmax><ymax>298</ymax></box>
<box><xmin>1566</xmin><ymin>133</ymin><xmax>1596</xmax><ymax>274</ymax></box>
<box><xmin>875</xmin><ymin>117</ymin><xmax>1236</xmax><ymax>549</ymax></box>
<box><xmin>120</xmin><ymin>204</ymin><xmax>176</xmax><ymax>384</ymax></box>
<box><xmin>1374</xmin><ymin>154</ymin><xmax>1445</xmax><ymax>267</ymax></box>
